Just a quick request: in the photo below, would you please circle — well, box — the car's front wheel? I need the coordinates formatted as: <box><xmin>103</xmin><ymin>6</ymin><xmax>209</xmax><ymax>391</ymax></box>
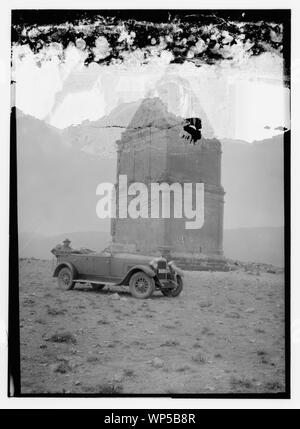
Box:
<box><xmin>129</xmin><ymin>272</ymin><xmax>155</xmax><ymax>299</ymax></box>
<box><xmin>57</xmin><ymin>267</ymin><xmax>75</xmax><ymax>290</ymax></box>
<box><xmin>161</xmin><ymin>275</ymin><xmax>183</xmax><ymax>297</ymax></box>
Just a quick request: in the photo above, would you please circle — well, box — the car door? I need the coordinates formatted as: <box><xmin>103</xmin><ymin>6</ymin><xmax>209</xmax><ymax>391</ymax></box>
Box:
<box><xmin>109</xmin><ymin>253</ymin><xmax>128</xmax><ymax>281</ymax></box>
<box><xmin>68</xmin><ymin>254</ymin><xmax>94</xmax><ymax>276</ymax></box>
<box><xmin>91</xmin><ymin>252</ymin><xmax>111</xmax><ymax>280</ymax></box>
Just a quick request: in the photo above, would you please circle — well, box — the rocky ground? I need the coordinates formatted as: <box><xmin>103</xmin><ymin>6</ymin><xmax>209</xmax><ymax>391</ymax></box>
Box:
<box><xmin>19</xmin><ymin>258</ymin><xmax>286</xmax><ymax>395</ymax></box>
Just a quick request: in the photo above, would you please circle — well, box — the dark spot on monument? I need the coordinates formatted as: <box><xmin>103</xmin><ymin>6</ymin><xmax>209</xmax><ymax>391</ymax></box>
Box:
<box><xmin>182</xmin><ymin>117</ymin><xmax>202</xmax><ymax>144</ymax></box>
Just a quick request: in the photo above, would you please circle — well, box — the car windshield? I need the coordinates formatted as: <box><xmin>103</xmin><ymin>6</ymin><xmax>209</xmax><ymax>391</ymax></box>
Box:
<box><xmin>102</xmin><ymin>243</ymin><xmax>137</xmax><ymax>254</ymax></box>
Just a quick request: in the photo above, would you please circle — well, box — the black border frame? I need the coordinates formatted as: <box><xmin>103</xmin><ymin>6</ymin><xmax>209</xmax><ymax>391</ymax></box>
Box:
<box><xmin>8</xmin><ymin>8</ymin><xmax>291</xmax><ymax>399</ymax></box>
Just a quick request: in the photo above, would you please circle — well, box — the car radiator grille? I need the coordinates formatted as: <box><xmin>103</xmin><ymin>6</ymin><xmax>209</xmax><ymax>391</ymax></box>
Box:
<box><xmin>157</xmin><ymin>260</ymin><xmax>168</xmax><ymax>279</ymax></box>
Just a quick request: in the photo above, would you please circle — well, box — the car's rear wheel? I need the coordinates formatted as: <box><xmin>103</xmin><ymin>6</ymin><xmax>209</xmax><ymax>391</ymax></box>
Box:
<box><xmin>129</xmin><ymin>271</ymin><xmax>155</xmax><ymax>299</ymax></box>
<box><xmin>57</xmin><ymin>267</ymin><xmax>75</xmax><ymax>290</ymax></box>
<box><xmin>91</xmin><ymin>283</ymin><xmax>105</xmax><ymax>290</ymax></box>
<box><xmin>161</xmin><ymin>275</ymin><xmax>183</xmax><ymax>297</ymax></box>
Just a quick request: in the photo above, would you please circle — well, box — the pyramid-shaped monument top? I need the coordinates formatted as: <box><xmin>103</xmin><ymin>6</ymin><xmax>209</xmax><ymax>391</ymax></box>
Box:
<box><xmin>127</xmin><ymin>97</ymin><xmax>182</xmax><ymax>131</ymax></box>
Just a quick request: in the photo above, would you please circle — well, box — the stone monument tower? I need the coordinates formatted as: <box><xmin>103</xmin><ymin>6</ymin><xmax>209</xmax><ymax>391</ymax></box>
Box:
<box><xmin>111</xmin><ymin>97</ymin><xmax>227</xmax><ymax>270</ymax></box>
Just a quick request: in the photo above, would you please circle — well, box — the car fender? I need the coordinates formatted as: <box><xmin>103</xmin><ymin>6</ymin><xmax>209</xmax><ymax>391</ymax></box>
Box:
<box><xmin>169</xmin><ymin>262</ymin><xmax>184</xmax><ymax>277</ymax></box>
<box><xmin>118</xmin><ymin>265</ymin><xmax>156</xmax><ymax>286</ymax></box>
<box><xmin>53</xmin><ymin>262</ymin><xmax>77</xmax><ymax>279</ymax></box>
<box><xmin>174</xmin><ymin>267</ymin><xmax>184</xmax><ymax>277</ymax></box>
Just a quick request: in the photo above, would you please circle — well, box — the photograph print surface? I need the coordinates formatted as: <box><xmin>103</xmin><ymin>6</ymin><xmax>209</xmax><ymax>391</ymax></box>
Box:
<box><xmin>10</xmin><ymin>9</ymin><xmax>290</xmax><ymax>396</ymax></box>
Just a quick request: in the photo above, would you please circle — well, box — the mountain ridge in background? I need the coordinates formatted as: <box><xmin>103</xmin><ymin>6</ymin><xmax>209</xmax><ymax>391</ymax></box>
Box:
<box><xmin>16</xmin><ymin>103</ymin><xmax>285</xmax><ymax>264</ymax></box>
<box><xmin>223</xmin><ymin>226</ymin><xmax>284</xmax><ymax>266</ymax></box>
<box><xmin>19</xmin><ymin>227</ymin><xmax>284</xmax><ymax>267</ymax></box>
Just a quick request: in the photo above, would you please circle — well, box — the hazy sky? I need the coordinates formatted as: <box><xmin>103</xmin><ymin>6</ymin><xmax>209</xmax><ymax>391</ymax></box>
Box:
<box><xmin>13</xmin><ymin>43</ymin><xmax>290</xmax><ymax>142</ymax></box>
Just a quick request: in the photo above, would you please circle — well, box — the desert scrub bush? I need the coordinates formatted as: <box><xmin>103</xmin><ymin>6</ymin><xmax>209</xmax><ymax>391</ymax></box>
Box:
<box><xmin>54</xmin><ymin>362</ymin><xmax>72</xmax><ymax>374</ymax></box>
<box><xmin>256</xmin><ymin>350</ymin><xmax>271</xmax><ymax>364</ymax></box>
<box><xmin>199</xmin><ymin>301</ymin><xmax>212</xmax><ymax>308</ymax></box>
<box><xmin>255</xmin><ymin>328</ymin><xmax>266</xmax><ymax>334</ymax></box>
<box><xmin>47</xmin><ymin>332</ymin><xmax>77</xmax><ymax>344</ymax></box>
<box><xmin>123</xmin><ymin>369</ymin><xmax>135</xmax><ymax>377</ymax></box>
<box><xmin>100</xmin><ymin>383</ymin><xmax>123</xmax><ymax>394</ymax></box>
<box><xmin>44</xmin><ymin>292</ymin><xmax>54</xmax><ymax>298</ymax></box>
<box><xmin>256</xmin><ymin>349</ymin><xmax>268</xmax><ymax>356</ymax></box>
<box><xmin>86</xmin><ymin>355</ymin><xmax>99</xmax><ymax>363</ymax></box>
<box><xmin>192</xmin><ymin>352</ymin><xmax>207</xmax><ymax>364</ymax></box>
<box><xmin>47</xmin><ymin>306</ymin><xmax>67</xmax><ymax>316</ymax></box>
<box><xmin>131</xmin><ymin>340</ymin><xmax>146</xmax><ymax>347</ymax></box>
<box><xmin>160</xmin><ymin>340</ymin><xmax>180</xmax><ymax>347</ymax></box>
<box><xmin>162</xmin><ymin>324</ymin><xmax>176</xmax><ymax>330</ymax></box>
<box><xmin>35</xmin><ymin>317</ymin><xmax>46</xmax><ymax>325</ymax></box>
<box><xmin>201</xmin><ymin>326</ymin><xmax>214</xmax><ymax>336</ymax></box>
<box><xmin>175</xmin><ymin>365</ymin><xmax>192</xmax><ymax>372</ymax></box>
<box><xmin>82</xmin><ymin>382</ymin><xmax>123</xmax><ymax>394</ymax></box>
<box><xmin>97</xmin><ymin>318</ymin><xmax>110</xmax><ymax>325</ymax></box>
<box><xmin>23</xmin><ymin>298</ymin><xmax>35</xmax><ymax>306</ymax></box>
<box><xmin>106</xmin><ymin>340</ymin><xmax>120</xmax><ymax>348</ymax></box>
<box><xmin>230</xmin><ymin>376</ymin><xmax>255</xmax><ymax>391</ymax></box>
<box><xmin>263</xmin><ymin>381</ymin><xmax>284</xmax><ymax>392</ymax></box>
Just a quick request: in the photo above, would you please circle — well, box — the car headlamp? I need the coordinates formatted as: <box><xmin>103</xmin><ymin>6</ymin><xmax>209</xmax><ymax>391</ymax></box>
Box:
<box><xmin>149</xmin><ymin>259</ymin><xmax>158</xmax><ymax>270</ymax></box>
<box><xmin>168</xmin><ymin>260</ymin><xmax>175</xmax><ymax>270</ymax></box>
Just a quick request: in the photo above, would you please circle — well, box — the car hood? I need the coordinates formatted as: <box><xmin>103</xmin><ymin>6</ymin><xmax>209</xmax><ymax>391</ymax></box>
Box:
<box><xmin>111</xmin><ymin>252</ymin><xmax>157</xmax><ymax>264</ymax></box>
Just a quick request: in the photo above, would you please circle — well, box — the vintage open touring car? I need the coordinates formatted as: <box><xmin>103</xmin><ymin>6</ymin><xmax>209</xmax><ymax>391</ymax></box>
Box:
<box><xmin>51</xmin><ymin>240</ymin><xmax>183</xmax><ymax>299</ymax></box>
